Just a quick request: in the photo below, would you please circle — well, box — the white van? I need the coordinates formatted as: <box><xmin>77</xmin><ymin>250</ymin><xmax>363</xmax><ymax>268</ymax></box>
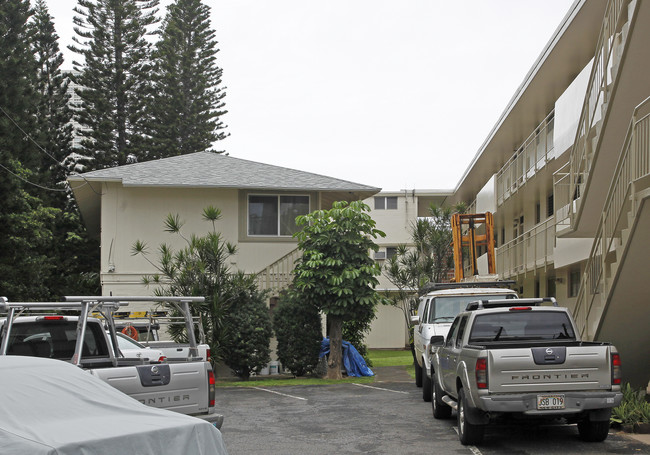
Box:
<box><xmin>412</xmin><ymin>282</ymin><xmax>517</xmax><ymax>402</ymax></box>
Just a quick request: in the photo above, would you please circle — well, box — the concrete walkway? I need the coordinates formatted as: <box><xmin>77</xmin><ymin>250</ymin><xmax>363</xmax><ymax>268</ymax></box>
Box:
<box><xmin>624</xmin><ymin>432</ymin><xmax>650</xmax><ymax>447</ymax></box>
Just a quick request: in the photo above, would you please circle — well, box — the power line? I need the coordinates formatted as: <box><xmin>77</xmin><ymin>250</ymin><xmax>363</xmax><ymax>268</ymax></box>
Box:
<box><xmin>0</xmin><ymin>105</ymin><xmax>103</xmax><ymax>196</ymax></box>
<box><xmin>0</xmin><ymin>105</ymin><xmax>61</xmax><ymax>166</ymax></box>
<box><xmin>0</xmin><ymin>163</ymin><xmax>70</xmax><ymax>192</ymax></box>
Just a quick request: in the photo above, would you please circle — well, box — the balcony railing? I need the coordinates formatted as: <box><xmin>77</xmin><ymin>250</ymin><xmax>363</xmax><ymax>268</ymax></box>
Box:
<box><xmin>496</xmin><ymin>112</ymin><xmax>555</xmax><ymax>206</ymax></box>
<box><xmin>496</xmin><ymin>218</ymin><xmax>555</xmax><ymax>278</ymax></box>
<box><xmin>555</xmin><ymin>0</ymin><xmax>632</xmax><ymax>229</ymax></box>
<box><xmin>572</xmin><ymin>96</ymin><xmax>650</xmax><ymax>339</ymax></box>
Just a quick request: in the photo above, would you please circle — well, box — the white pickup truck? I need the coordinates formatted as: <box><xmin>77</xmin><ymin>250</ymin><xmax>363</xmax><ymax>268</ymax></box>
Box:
<box><xmin>429</xmin><ymin>298</ymin><xmax>623</xmax><ymax>445</ymax></box>
<box><xmin>0</xmin><ymin>296</ymin><xmax>223</xmax><ymax>428</ymax></box>
<box><xmin>411</xmin><ymin>282</ymin><xmax>517</xmax><ymax>402</ymax></box>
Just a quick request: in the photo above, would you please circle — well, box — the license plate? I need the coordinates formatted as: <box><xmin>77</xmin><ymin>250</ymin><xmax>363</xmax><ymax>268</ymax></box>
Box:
<box><xmin>537</xmin><ymin>394</ymin><xmax>565</xmax><ymax>410</ymax></box>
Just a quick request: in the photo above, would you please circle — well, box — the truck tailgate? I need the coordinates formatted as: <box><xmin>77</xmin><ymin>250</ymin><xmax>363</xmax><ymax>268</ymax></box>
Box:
<box><xmin>89</xmin><ymin>362</ymin><xmax>210</xmax><ymax>415</ymax></box>
<box><xmin>487</xmin><ymin>345</ymin><xmax>612</xmax><ymax>393</ymax></box>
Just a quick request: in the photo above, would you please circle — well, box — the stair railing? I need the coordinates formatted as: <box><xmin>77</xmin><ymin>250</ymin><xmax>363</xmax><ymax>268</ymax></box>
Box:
<box><xmin>558</xmin><ymin>0</ymin><xmax>630</xmax><ymax>229</ymax></box>
<box><xmin>573</xmin><ymin>96</ymin><xmax>650</xmax><ymax>338</ymax></box>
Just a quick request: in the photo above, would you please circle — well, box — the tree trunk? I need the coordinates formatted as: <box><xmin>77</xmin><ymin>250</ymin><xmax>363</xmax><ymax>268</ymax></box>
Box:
<box><xmin>327</xmin><ymin>316</ymin><xmax>343</xmax><ymax>380</ymax></box>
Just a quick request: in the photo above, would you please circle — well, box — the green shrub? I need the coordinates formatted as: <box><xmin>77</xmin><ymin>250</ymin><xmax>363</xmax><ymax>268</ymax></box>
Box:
<box><xmin>221</xmin><ymin>275</ymin><xmax>273</xmax><ymax>379</ymax></box>
<box><xmin>611</xmin><ymin>383</ymin><xmax>650</xmax><ymax>427</ymax></box>
<box><xmin>273</xmin><ymin>288</ymin><xmax>322</xmax><ymax>377</ymax></box>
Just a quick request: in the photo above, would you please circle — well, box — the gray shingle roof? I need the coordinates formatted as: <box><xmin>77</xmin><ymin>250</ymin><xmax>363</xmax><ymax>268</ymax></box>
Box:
<box><xmin>68</xmin><ymin>151</ymin><xmax>379</xmax><ymax>192</ymax></box>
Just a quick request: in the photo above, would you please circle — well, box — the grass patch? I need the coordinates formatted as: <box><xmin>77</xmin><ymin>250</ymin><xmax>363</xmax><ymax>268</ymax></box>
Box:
<box><xmin>215</xmin><ymin>349</ymin><xmax>418</xmax><ymax>387</ymax></box>
<box><xmin>216</xmin><ymin>375</ymin><xmax>375</xmax><ymax>387</ymax></box>
<box><xmin>368</xmin><ymin>349</ymin><xmax>413</xmax><ymax>367</ymax></box>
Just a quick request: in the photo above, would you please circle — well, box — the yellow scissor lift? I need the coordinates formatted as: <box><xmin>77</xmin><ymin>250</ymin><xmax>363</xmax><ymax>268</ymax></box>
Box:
<box><xmin>451</xmin><ymin>212</ymin><xmax>496</xmax><ymax>282</ymax></box>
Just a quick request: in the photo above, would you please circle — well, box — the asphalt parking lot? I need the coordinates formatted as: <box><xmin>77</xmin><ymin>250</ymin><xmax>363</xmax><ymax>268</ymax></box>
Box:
<box><xmin>215</xmin><ymin>374</ymin><xmax>649</xmax><ymax>455</ymax></box>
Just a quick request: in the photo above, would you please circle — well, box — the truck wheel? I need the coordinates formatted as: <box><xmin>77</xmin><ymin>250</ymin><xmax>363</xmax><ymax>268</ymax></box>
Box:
<box><xmin>422</xmin><ymin>364</ymin><xmax>432</xmax><ymax>402</ymax></box>
<box><xmin>432</xmin><ymin>374</ymin><xmax>451</xmax><ymax>419</ymax></box>
<box><xmin>457</xmin><ymin>388</ymin><xmax>484</xmax><ymax>445</ymax></box>
<box><xmin>577</xmin><ymin>419</ymin><xmax>610</xmax><ymax>442</ymax></box>
<box><xmin>414</xmin><ymin>360</ymin><xmax>422</xmax><ymax>387</ymax></box>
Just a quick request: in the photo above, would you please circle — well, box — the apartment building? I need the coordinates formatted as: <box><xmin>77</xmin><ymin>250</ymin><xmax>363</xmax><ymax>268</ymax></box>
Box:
<box><xmin>370</xmin><ymin>0</ymin><xmax>649</xmax><ymax>387</ymax></box>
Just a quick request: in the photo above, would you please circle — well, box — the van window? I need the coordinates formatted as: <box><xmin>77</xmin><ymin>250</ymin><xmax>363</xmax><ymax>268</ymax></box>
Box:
<box><xmin>427</xmin><ymin>293</ymin><xmax>516</xmax><ymax>324</ymax></box>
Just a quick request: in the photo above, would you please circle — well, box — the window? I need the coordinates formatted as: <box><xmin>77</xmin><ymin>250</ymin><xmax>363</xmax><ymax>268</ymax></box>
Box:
<box><xmin>445</xmin><ymin>317</ymin><xmax>461</xmax><ymax>347</ymax></box>
<box><xmin>374</xmin><ymin>196</ymin><xmax>397</xmax><ymax>210</ymax></box>
<box><xmin>535</xmin><ymin>202</ymin><xmax>541</xmax><ymax>224</ymax></box>
<box><xmin>422</xmin><ymin>300</ymin><xmax>431</xmax><ymax>324</ymax></box>
<box><xmin>469</xmin><ymin>311</ymin><xmax>575</xmax><ymax>342</ymax></box>
<box><xmin>455</xmin><ymin>316</ymin><xmax>468</xmax><ymax>349</ymax></box>
<box><xmin>569</xmin><ymin>268</ymin><xmax>581</xmax><ymax>298</ymax></box>
<box><xmin>547</xmin><ymin>193</ymin><xmax>554</xmax><ymax>218</ymax></box>
<box><xmin>386</xmin><ymin>247</ymin><xmax>397</xmax><ymax>259</ymax></box>
<box><xmin>248</xmin><ymin>195</ymin><xmax>310</xmax><ymax>236</ymax></box>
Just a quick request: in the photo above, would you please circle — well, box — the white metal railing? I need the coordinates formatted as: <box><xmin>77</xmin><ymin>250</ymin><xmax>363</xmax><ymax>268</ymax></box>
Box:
<box><xmin>556</xmin><ymin>0</ymin><xmax>632</xmax><ymax>228</ymax></box>
<box><xmin>255</xmin><ymin>248</ymin><xmax>301</xmax><ymax>296</ymax></box>
<box><xmin>572</xmin><ymin>96</ymin><xmax>650</xmax><ymax>339</ymax></box>
<box><xmin>496</xmin><ymin>218</ymin><xmax>555</xmax><ymax>278</ymax></box>
<box><xmin>497</xmin><ymin>112</ymin><xmax>555</xmax><ymax>206</ymax></box>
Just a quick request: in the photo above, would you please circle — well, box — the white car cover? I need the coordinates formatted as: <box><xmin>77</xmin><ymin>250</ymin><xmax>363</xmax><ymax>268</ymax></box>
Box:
<box><xmin>0</xmin><ymin>356</ymin><xmax>228</xmax><ymax>455</ymax></box>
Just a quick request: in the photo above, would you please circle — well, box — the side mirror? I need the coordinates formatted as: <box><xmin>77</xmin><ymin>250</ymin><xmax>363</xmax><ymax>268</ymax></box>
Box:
<box><xmin>429</xmin><ymin>335</ymin><xmax>444</xmax><ymax>347</ymax></box>
<box><xmin>409</xmin><ymin>315</ymin><xmax>419</xmax><ymax>325</ymax></box>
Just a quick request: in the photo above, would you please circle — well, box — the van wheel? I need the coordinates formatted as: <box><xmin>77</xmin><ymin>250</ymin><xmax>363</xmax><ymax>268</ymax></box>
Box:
<box><xmin>577</xmin><ymin>419</ymin><xmax>610</xmax><ymax>442</ymax></box>
<box><xmin>457</xmin><ymin>388</ymin><xmax>484</xmax><ymax>445</ymax></box>
<box><xmin>432</xmin><ymin>375</ymin><xmax>451</xmax><ymax>419</ymax></box>
<box><xmin>422</xmin><ymin>365</ymin><xmax>432</xmax><ymax>402</ymax></box>
<box><xmin>414</xmin><ymin>360</ymin><xmax>422</xmax><ymax>387</ymax></box>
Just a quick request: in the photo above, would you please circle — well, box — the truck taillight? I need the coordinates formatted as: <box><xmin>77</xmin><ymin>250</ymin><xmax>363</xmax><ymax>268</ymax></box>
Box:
<box><xmin>208</xmin><ymin>370</ymin><xmax>216</xmax><ymax>407</ymax></box>
<box><xmin>158</xmin><ymin>355</ymin><xmax>167</xmax><ymax>362</ymax></box>
<box><xmin>509</xmin><ymin>307</ymin><xmax>532</xmax><ymax>311</ymax></box>
<box><xmin>206</xmin><ymin>348</ymin><xmax>211</xmax><ymax>363</ymax></box>
<box><xmin>476</xmin><ymin>357</ymin><xmax>488</xmax><ymax>389</ymax></box>
<box><xmin>38</xmin><ymin>316</ymin><xmax>65</xmax><ymax>321</ymax></box>
<box><xmin>611</xmin><ymin>353</ymin><xmax>622</xmax><ymax>385</ymax></box>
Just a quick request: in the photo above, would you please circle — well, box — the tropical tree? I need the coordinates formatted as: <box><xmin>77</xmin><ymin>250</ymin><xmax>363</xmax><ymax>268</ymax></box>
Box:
<box><xmin>0</xmin><ymin>0</ymin><xmax>50</xmax><ymax>301</ymax></box>
<box><xmin>31</xmin><ymin>0</ymin><xmax>101</xmax><ymax>300</ymax></box>
<box><xmin>31</xmin><ymin>0</ymin><xmax>74</xmax><ymax>187</ymax></box>
<box><xmin>132</xmin><ymin>206</ymin><xmax>272</xmax><ymax>378</ymax></box>
<box><xmin>293</xmin><ymin>200</ymin><xmax>385</xmax><ymax>380</ymax></box>
<box><xmin>147</xmin><ymin>0</ymin><xmax>227</xmax><ymax>158</ymax></box>
<box><xmin>384</xmin><ymin>202</ymin><xmax>467</xmax><ymax>338</ymax></box>
<box><xmin>70</xmin><ymin>0</ymin><xmax>160</xmax><ymax>169</ymax></box>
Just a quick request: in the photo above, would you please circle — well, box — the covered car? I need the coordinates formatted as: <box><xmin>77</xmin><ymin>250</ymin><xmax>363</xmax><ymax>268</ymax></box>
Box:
<box><xmin>0</xmin><ymin>356</ymin><xmax>228</xmax><ymax>455</ymax></box>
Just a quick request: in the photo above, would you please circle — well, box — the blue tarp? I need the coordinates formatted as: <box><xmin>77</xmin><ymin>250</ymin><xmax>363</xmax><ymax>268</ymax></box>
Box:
<box><xmin>319</xmin><ymin>338</ymin><xmax>374</xmax><ymax>377</ymax></box>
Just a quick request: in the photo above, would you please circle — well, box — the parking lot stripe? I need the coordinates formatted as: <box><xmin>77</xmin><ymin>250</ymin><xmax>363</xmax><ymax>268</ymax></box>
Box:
<box><xmin>351</xmin><ymin>383</ymin><xmax>410</xmax><ymax>394</ymax></box>
<box><xmin>251</xmin><ymin>387</ymin><xmax>308</xmax><ymax>401</ymax></box>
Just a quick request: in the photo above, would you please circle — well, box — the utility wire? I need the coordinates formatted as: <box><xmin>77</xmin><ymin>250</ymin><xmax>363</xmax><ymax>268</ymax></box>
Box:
<box><xmin>0</xmin><ymin>162</ymin><xmax>69</xmax><ymax>192</ymax></box>
<box><xmin>0</xmin><ymin>105</ymin><xmax>102</xmax><ymax>196</ymax></box>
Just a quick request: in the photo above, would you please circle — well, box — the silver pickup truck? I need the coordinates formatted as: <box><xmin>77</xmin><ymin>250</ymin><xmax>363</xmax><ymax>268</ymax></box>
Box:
<box><xmin>428</xmin><ymin>298</ymin><xmax>623</xmax><ymax>445</ymax></box>
<box><xmin>0</xmin><ymin>296</ymin><xmax>223</xmax><ymax>428</ymax></box>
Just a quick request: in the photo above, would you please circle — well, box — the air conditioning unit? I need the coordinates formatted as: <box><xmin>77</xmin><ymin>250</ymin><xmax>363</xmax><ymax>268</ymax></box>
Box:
<box><xmin>374</xmin><ymin>251</ymin><xmax>386</xmax><ymax>260</ymax></box>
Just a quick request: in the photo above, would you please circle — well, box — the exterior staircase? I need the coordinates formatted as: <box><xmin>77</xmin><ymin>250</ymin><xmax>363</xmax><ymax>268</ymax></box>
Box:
<box><xmin>571</xmin><ymin>96</ymin><xmax>650</xmax><ymax>387</ymax></box>
<box><xmin>555</xmin><ymin>0</ymin><xmax>638</xmax><ymax>233</ymax></box>
<box><xmin>254</xmin><ymin>248</ymin><xmax>301</xmax><ymax>297</ymax></box>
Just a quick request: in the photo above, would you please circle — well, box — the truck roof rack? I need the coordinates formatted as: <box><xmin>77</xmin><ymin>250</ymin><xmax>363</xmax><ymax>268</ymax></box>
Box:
<box><xmin>466</xmin><ymin>297</ymin><xmax>557</xmax><ymax>311</ymax></box>
<box><xmin>421</xmin><ymin>281</ymin><xmax>515</xmax><ymax>294</ymax></box>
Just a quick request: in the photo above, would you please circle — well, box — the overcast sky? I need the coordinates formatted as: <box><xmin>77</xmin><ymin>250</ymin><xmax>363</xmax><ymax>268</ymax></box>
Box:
<box><xmin>45</xmin><ymin>0</ymin><xmax>575</xmax><ymax>191</ymax></box>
